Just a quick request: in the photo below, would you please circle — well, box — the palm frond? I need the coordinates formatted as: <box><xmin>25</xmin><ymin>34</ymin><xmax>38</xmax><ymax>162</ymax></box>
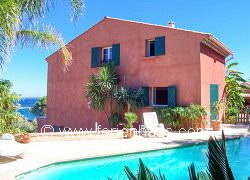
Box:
<box><xmin>0</xmin><ymin>0</ymin><xmax>84</xmax><ymax>69</ymax></box>
<box><xmin>98</xmin><ymin>64</ymin><xmax>119</xmax><ymax>91</ymax></box>
<box><xmin>226</xmin><ymin>62</ymin><xmax>239</xmax><ymax>70</ymax></box>
<box><xmin>19</xmin><ymin>0</ymin><xmax>84</xmax><ymax>22</ymax></box>
<box><xmin>0</xmin><ymin>0</ymin><xmax>21</xmax><ymax>68</ymax></box>
<box><xmin>188</xmin><ymin>164</ymin><xmax>210</xmax><ymax>180</ymax></box>
<box><xmin>0</xmin><ymin>34</ymin><xmax>12</xmax><ymax>69</ymax></box>
<box><xmin>16</xmin><ymin>26</ymin><xmax>72</xmax><ymax>68</ymax></box>
<box><xmin>207</xmin><ymin>131</ymin><xmax>235</xmax><ymax>180</ymax></box>
<box><xmin>188</xmin><ymin>163</ymin><xmax>199</xmax><ymax>180</ymax></box>
<box><xmin>19</xmin><ymin>0</ymin><xmax>53</xmax><ymax>21</ymax></box>
<box><xmin>70</xmin><ymin>0</ymin><xmax>85</xmax><ymax>21</ymax></box>
<box><xmin>240</xmin><ymin>84</ymin><xmax>250</xmax><ymax>90</ymax></box>
<box><xmin>0</xmin><ymin>0</ymin><xmax>21</xmax><ymax>37</ymax></box>
<box><xmin>86</xmin><ymin>75</ymin><xmax>106</xmax><ymax>111</ymax></box>
<box><xmin>124</xmin><ymin>165</ymin><xmax>137</xmax><ymax>180</ymax></box>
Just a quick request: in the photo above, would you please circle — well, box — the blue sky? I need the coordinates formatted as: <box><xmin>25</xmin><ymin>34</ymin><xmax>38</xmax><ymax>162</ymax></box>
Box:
<box><xmin>1</xmin><ymin>0</ymin><xmax>250</xmax><ymax>97</ymax></box>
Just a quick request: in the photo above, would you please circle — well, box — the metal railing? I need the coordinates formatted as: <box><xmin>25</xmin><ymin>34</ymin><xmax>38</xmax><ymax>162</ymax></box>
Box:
<box><xmin>236</xmin><ymin>106</ymin><xmax>250</xmax><ymax>124</ymax></box>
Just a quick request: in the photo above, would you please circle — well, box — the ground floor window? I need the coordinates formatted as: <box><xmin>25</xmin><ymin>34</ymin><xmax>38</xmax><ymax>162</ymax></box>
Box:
<box><xmin>152</xmin><ymin>87</ymin><xmax>168</xmax><ymax>106</ymax></box>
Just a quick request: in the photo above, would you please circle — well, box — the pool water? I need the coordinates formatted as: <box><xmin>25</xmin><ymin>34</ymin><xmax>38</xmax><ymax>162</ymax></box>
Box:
<box><xmin>18</xmin><ymin>137</ymin><xmax>250</xmax><ymax>180</ymax></box>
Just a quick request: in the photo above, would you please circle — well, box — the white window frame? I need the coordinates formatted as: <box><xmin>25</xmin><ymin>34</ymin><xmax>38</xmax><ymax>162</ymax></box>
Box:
<box><xmin>146</xmin><ymin>39</ymin><xmax>155</xmax><ymax>57</ymax></box>
<box><xmin>151</xmin><ymin>87</ymin><xmax>168</xmax><ymax>107</ymax></box>
<box><xmin>101</xmin><ymin>46</ymin><xmax>112</xmax><ymax>64</ymax></box>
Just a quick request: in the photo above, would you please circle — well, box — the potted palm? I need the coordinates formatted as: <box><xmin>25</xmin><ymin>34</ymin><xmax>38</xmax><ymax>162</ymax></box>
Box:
<box><xmin>123</xmin><ymin>112</ymin><xmax>137</xmax><ymax>139</ymax></box>
<box><xmin>212</xmin><ymin>101</ymin><xmax>225</xmax><ymax>131</ymax></box>
<box><xmin>15</xmin><ymin>133</ymin><xmax>31</xmax><ymax>143</ymax></box>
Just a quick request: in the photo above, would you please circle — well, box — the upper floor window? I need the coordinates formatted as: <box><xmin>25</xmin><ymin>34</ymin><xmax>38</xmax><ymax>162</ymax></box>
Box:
<box><xmin>146</xmin><ymin>40</ymin><xmax>155</xmax><ymax>57</ymax></box>
<box><xmin>101</xmin><ymin>47</ymin><xmax>112</xmax><ymax>64</ymax></box>
<box><xmin>145</xmin><ymin>36</ymin><xmax>165</xmax><ymax>57</ymax></box>
<box><xmin>91</xmin><ymin>43</ymin><xmax>119</xmax><ymax>68</ymax></box>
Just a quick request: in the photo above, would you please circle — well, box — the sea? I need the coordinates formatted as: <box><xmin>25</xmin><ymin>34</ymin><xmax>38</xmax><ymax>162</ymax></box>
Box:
<box><xmin>18</xmin><ymin>97</ymin><xmax>40</xmax><ymax>121</ymax></box>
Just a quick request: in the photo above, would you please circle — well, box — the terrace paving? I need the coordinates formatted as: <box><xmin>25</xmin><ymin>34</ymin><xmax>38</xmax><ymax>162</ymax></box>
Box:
<box><xmin>0</xmin><ymin>124</ymin><xmax>249</xmax><ymax>180</ymax></box>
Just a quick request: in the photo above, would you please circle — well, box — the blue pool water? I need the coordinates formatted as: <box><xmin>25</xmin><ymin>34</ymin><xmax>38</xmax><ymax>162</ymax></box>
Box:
<box><xmin>18</xmin><ymin>137</ymin><xmax>250</xmax><ymax>180</ymax></box>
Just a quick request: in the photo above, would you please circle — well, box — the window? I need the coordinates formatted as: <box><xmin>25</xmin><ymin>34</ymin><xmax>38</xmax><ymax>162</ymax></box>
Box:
<box><xmin>101</xmin><ymin>47</ymin><xmax>112</xmax><ymax>64</ymax></box>
<box><xmin>152</xmin><ymin>87</ymin><xmax>168</xmax><ymax>106</ymax></box>
<box><xmin>146</xmin><ymin>40</ymin><xmax>155</xmax><ymax>57</ymax></box>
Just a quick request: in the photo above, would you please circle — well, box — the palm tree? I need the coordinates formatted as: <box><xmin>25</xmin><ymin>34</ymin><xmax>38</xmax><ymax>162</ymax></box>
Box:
<box><xmin>86</xmin><ymin>65</ymin><xmax>119</xmax><ymax>120</ymax></box>
<box><xmin>0</xmin><ymin>0</ymin><xmax>85</xmax><ymax>69</ymax></box>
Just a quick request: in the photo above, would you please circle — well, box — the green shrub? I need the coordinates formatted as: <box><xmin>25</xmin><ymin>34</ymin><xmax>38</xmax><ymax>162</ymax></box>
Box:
<box><xmin>13</xmin><ymin>118</ymin><xmax>37</xmax><ymax>133</ymax></box>
<box><xmin>108</xmin><ymin>112</ymin><xmax>122</xmax><ymax>128</ymax></box>
<box><xmin>124</xmin><ymin>112</ymin><xmax>137</xmax><ymax>128</ymax></box>
<box><xmin>0</xmin><ymin>80</ymin><xmax>21</xmax><ymax>135</ymax></box>
<box><xmin>156</xmin><ymin>104</ymin><xmax>207</xmax><ymax>130</ymax></box>
<box><xmin>30</xmin><ymin>96</ymin><xmax>47</xmax><ymax>116</ymax></box>
<box><xmin>114</xmin><ymin>87</ymin><xmax>143</xmax><ymax>112</ymax></box>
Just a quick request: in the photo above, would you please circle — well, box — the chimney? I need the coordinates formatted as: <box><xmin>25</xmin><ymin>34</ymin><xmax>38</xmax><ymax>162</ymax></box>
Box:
<box><xmin>168</xmin><ymin>21</ymin><xmax>175</xmax><ymax>28</ymax></box>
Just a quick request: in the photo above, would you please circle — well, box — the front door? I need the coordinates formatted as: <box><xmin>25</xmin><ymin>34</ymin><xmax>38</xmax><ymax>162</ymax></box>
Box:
<box><xmin>210</xmin><ymin>84</ymin><xmax>219</xmax><ymax>125</ymax></box>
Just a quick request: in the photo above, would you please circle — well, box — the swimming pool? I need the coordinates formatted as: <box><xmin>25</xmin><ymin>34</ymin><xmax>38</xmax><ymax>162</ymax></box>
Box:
<box><xmin>18</xmin><ymin>137</ymin><xmax>250</xmax><ymax>180</ymax></box>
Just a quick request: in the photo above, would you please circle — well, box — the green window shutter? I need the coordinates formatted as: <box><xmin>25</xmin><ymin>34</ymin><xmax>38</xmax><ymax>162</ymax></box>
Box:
<box><xmin>155</xmin><ymin>36</ymin><xmax>165</xmax><ymax>56</ymax></box>
<box><xmin>141</xmin><ymin>87</ymin><xmax>149</xmax><ymax>107</ymax></box>
<box><xmin>112</xmin><ymin>44</ymin><xmax>120</xmax><ymax>66</ymax></box>
<box><xmin>168</xmin><ymin>86</ymin><xmax>176</xmax><ymax>107</ymax></box>
<box><xmin>210</xmin><ymin>84</ymin><xmax>219</xmax><ymax>121</ymax></box>
<box><xmin>91</xmin><ymin>47</ymin><xmax>100</xmax><ymax>68</ymax></box>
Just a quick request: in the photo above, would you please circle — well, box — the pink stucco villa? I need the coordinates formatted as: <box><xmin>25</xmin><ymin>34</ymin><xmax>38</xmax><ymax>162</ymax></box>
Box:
<box><xmin>45</xmin><ymin>17</ymin><xmax>232</xmax><ymax>130</ymax></box>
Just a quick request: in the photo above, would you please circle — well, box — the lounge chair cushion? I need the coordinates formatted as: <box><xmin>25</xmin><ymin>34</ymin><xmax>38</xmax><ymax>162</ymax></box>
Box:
<box><xmin>1</xmin><ymin>133</ymin><xmax>15</xmax><ymax>141</ymax></box>
<box><xmin>0</xmin><ymin>134</ymin><xmax>24</xmax><ymax>158</ymax></box>
<box><xmin>143</xmin><ymin>112</ymin><xmax>159</xmax><ymax>129</ymax></box>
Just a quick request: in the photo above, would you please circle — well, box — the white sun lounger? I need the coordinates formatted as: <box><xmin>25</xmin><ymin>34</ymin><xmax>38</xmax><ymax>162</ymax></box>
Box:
<box><xmin>0</xmin><ymin>134</ymin><xmax>25</xmax><ymax>159</ymax></box>
<box><xmin>143</xmin><ymin>112</ymin><xmax>168</xmax><ymax>137</ymax></box>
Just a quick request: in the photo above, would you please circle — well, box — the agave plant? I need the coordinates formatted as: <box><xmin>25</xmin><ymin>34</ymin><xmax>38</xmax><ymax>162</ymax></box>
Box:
<box><xmin>122</xmin><ymin>131</ymin><xmax>236</xmax><ymax>180</ymax></box>
<box><xmin>0</xmin><ymin>0</ymin><xmax>85</xmax><ymax>69</ymax></box>
<box><xmin>124</xmin><ymin>159</ymin><xmax>166</xmax><ymax>180</ymax></box>
<box><xmin>189</xmin><ymin>131</ymin><xmax>235</xmax><ymax>180</ymax></box>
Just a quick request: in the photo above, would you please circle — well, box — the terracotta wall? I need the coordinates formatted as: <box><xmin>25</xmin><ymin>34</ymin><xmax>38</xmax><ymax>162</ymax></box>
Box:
<box><xmin>200</xmin><ymin>43</ymin><xmax>226</xmax><ymax>127</ymax></box>
<box><xmin>46</xmin><ymin>18</ymin><xmax>225</xmax><ymax>129</ymax></box>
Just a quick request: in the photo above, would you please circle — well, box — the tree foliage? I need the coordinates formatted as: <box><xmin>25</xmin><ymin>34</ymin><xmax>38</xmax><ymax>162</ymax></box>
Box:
<box><xmin>0</xmin><ymin>79</ymin><xmax>20</xmax><ymax>134</ymax></box>
<box><xmin>0</xmin><ymin>0</ymin><xmax>85</xmax><ymax>69</ymax></box>
<box><xmin>114</xmin><ymin>87</ymin><xmax>143</xmax><ymax>112</ymax></box>
<box><xmin>30</xmin><ymin>96</ymin><xmax>47</xmax><ymax>117</ymax></box>
<box><xmin>86</xmin><ymin>65</ymin><xmax>143</xmax><ymax>127</ymax></box>
<box><xmin>224</xmin><ymin>61</ymin><xmax>250</xmax><ymax>119</ymax></box>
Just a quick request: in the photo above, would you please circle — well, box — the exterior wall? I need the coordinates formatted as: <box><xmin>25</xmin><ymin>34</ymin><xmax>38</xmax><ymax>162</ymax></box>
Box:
<box><xmin>200</xmin><ymin>43</ymin><xmax>226</xmax><ymax>127</ymax></box>
<box><xmin>46</xmin><ymin>18</ymin><xmax>225</xmax><ymax>130</ymax></box>
<box><xmin>242</xmin><ymin>82</ymin><xmax>250</xmax><ymax>106</ymax></box>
